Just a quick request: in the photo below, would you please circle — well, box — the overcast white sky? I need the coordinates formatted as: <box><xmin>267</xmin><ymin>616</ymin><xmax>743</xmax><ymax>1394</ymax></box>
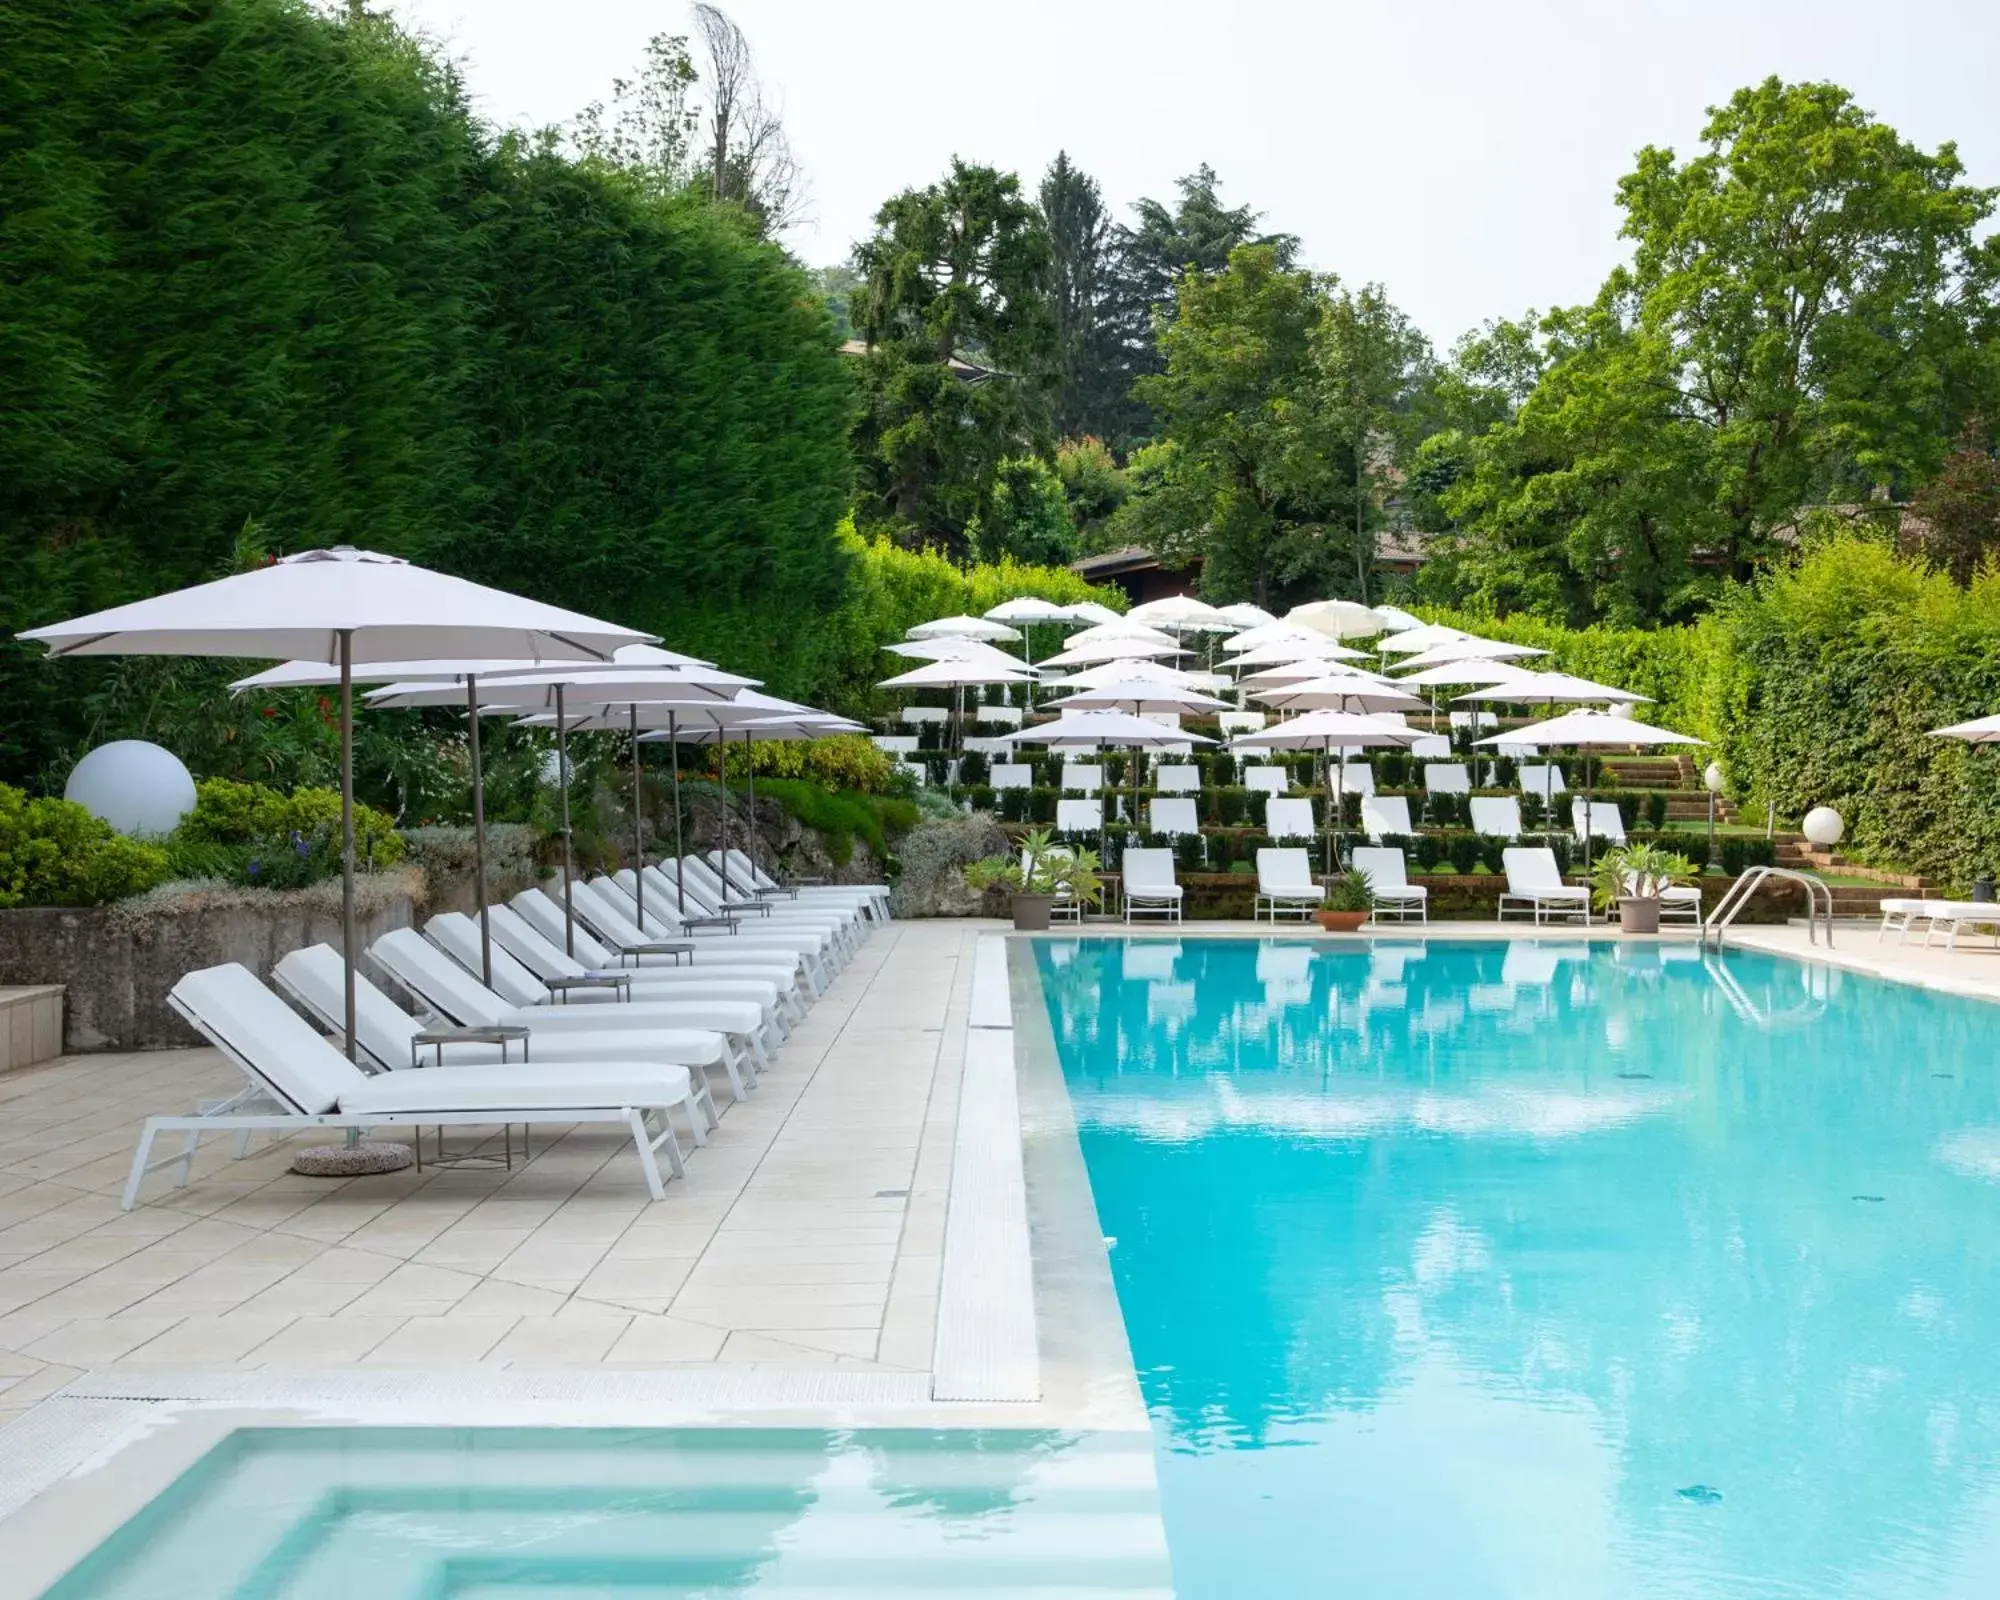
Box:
<box><xmin>378</xmin><ymin>0</ymin><xmax>1999</xmax><ymax>346</ymax></box>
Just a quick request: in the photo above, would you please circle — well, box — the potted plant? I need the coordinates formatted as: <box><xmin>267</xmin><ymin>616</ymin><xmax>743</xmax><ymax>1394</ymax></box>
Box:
<box><xmin>1313</xmin><ymin>868</ymin><xmax>1374</xmax><ymax>933</ymax></box>
<box><xmin>964</xmin><ymin>828</ymin><xmax>1102</xmax><ymax>931</ymax></box>
<box><xmin>1589</xmin><ymin>841</ymin><xmax>1696</xmax><ymax>934</ymax></box>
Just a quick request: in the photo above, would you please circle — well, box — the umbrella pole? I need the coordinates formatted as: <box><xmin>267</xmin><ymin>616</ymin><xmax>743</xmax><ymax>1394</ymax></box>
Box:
<box><xmin>669</xmin><ymin>710</ymin><xmax>686</xmax><ymax>915</ymax></box>
<box><xmin>630</xmin><ymin>704</ymin><xmax>644</xmax><ymax>927</ymax></box>
<box><xmin>718</xmin><ymin>729</ymin><xmax>730</xmax><ymax>895</ymax></box>
<box><xmin>745</xmin><ymin>731</ymin><xmax>758</xmax><ymax>890</ymax></box>
<box><xmin>555</xmin><ymin>685</ymin><xmax>575</xmax><ymax>956</ymax></box>
<box><xmin>466</xmin><ymin>675</ymin><xmax>491</xmax><ymax>987</ymax></box>
<box><xmin>1326</xmin><ymin>739</ymin><xmax>1338</xmax><ymax>877</ymax></box>
<box><xmin>337</xmin><ymin>631</ymin><xmax>358</xmax><ymax>1061</ymax></box>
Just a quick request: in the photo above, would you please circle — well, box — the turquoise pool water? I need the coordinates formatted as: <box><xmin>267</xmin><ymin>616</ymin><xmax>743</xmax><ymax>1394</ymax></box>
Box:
<box><xmin>41</xmin><ymin>1428</ymin><xmax>1169</xmax><ymax>1596</ymax></box>
<box><xmin>1037</xmin><ymin>936</ymin><xmax>2000</xmax><ymax>1599</ymax></box>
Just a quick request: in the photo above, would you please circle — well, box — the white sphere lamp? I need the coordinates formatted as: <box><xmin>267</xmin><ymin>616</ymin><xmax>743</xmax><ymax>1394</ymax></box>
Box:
<box><xmin>64</xmin><ymin>741</ymin><xmax>197</xmax><ymax>837</ymax></box>
<box><xmin>1801</xmin><ymin>806</ymin><xmax>1844</xmax><ymax>848</ymax></box>
<box><xmin>1702</xmin><ymin>762</ymin><xmax>1726</xmax><ymax>795</ymax></box>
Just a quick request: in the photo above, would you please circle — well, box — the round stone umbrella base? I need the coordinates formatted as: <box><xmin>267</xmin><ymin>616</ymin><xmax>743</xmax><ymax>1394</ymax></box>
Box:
<box><xmin>290</xmin><ymin>1142</ymin><xmax>414</xmax><ymax>1178</ymax></box>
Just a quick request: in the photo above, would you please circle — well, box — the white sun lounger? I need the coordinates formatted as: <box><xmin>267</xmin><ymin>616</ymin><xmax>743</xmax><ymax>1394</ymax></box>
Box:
<box><xmin>991</xmin><ymin>762</ymin><xmax>1034</xmax><ymax>791</ymax></box>
<box><xmin>1361</xmin><ymin>795</ymin><xmax>1413</xmax><ymax>841</ymax></box>
<box><xmin>1518</xmin><ymin>764</ymin><xmax>1566</xmax><ymax>796</ymax></box>
<box><xmin>1499</xmin><ymin>847</ymin><xmax>1590</xmax><ymax>924</ymax></box>
<box><xmin>1470</xmin><ymin>796</ymin><xmax>1522</xmax><ymax>839</ymax></box>
<box><xmin>1153</xmin><ymin>764</ymin><xmax>1200</xmax><ymax>793</ymax></box>
<box><xmin>580</xmin><ymin>876</ymin><xmax>832</xmax><ymax>993</ymax></box>
<box><xmin>1571</xmin><ymin>799</ymin><xmax>1627</xmax><ymax>847</ymax></box>
<box><xmin>1351</xmin><ymin>846</ymin><xmax>1427</xmax><ymax>923</ymax></box>
<box><xmin>1921</xmin><ymin>901</ymin><xmax>2000</xmax><ymax>950</ymax></box>
<box><xmin>1335</xmin><ymin>763</ymin><xmax>1375</xmax><ymax>797</ymax></box>
<box><xmin>1425</xmin><ymin>763</ymin><xmax>1472</xmax><ymax>795</ymax></box>
<box><xmin>661</xmin><ymin>862</ymin><xmax>860</xmax><ymax>958</ymax></box>
<box><xmin>426</xmin><ymin>912</ymin><xmax>782</xmax><ymax>1063</ymax></box>
<box><xmin>126</xmin><ymin>963</ymin><xmax>704</xmax><ymax>1208</ymax></box>
<box><xmin>272</xmin><ymin>944</ymin><xmax>715</xmax><ymax>1131</ymax></box>
<box><xmin>371</xmin><ymin>928</ymin><xmax>759</xmax><ymax>1102</ymax></box>
<box><xmin>1149</xmin><ymin>797</ymin><xmax>1201</xmax><ymax>838</ymax></box>
<box><xmin>1060</xmin><ymin>762</ymin><xmax>1103</xmax><ymax>794</ymax></box>
<box><xmin>510</xmin><ymin>888</ymin><xmax>811</xmax><ymax>1004</ymax></box>
<box><xmin>1056</xmin><ymin>798</ymin><xmax>1102</xmax><ymax>835</ymax></box>
<box><xmin>1625</xmin><ymin>872</ymin><xmax>1703</xmax><ymax>925</ymax></box>
<box><xmin>1255</xmin><ymin>848</ymin><xmax>1325</xmax><ymax>921</ymax></box>
<box><xmin>711</xmin><ymin>848</ymin><xmax>888</xmax><ymax>921</ymax></box>
<box><xmin>1408</xmin><ymin>736</ymin><xmax>1451</xmax><ymax>760</ymax></box>
<box><xmin>1122</xmin><ymin>848</ymin><xmax>1184</xmax><ymax>924</ymax></box>
<box><xmin>1246</xmin><ymin>766</ymin><xmax>1290</xmax><ymax>798</ymax></box>
<box><xmin>626</xmin><ymin>868</ymin><xmax>846</xmax><ymax>981</ymax></box>
<box><xmin>1265</xmin><ymin>797</ymin><xmax>1317</xmax><ymax>842</ymax></box>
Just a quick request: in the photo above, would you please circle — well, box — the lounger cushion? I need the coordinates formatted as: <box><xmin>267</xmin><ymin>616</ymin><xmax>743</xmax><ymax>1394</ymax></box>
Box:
<box><xmin>173</xmin><ymin>963</ymin><xmax>361</xmax><ymax>1114</ymax></box>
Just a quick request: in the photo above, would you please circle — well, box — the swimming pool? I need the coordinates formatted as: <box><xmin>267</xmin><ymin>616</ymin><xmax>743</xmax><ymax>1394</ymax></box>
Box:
<box><xmin>1036</xmin><ymin>936</ymin><xmax>2000</xmax><ymax>1599</ymax></box>
<box><xmin>40</xmin><ymin>1427</ymin><xmax>1170</xmax><ymax>1596</ymax></box>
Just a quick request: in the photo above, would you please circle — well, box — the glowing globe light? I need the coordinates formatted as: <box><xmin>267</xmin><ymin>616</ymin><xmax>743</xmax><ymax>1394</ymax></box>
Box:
<box><xmin>1802</xmin><ymin>806</ymin><xmax>1844</xmax><ymax>847</ymax></box>
<box><xmin>65</xmin><ymin>740</ymin><xmax>197</xmax><ymax>836</ymax></box>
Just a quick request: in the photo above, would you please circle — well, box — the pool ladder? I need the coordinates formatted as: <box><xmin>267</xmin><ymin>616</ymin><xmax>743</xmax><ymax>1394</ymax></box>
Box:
<box><xmin>1701</xmin><ymin>865</ymin><xmax>1835</xmax><ymax>950</ymax></box>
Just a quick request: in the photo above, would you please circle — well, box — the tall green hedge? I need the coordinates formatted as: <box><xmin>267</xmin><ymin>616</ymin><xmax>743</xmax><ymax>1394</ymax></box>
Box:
<box><xmin>0</xmin><ymin>0</ymin><xmax>852</xmax><ymax>784</ymax></box>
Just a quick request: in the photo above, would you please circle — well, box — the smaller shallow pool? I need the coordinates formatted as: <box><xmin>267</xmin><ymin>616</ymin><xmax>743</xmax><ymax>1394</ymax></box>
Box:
<box><xmin>41</xmin><ymin>1427</ymin><xmax>1169</xmax><ymax>1597</ymax></box>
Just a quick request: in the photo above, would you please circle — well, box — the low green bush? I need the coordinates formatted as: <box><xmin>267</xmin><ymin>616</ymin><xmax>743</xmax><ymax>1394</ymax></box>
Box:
<box><xmin>755</xmin><ymin>779</ymin><xmax>920</xmax><ymax>865</ymax></box>
<box><xmin>0</xmin><ymin>785</ymin><xmax>170</xmax><ymax>907</ymax></box>
<box><xmin>181</xmin><ymin>778</ymin><xmax>405</xmax><ymax>870</ymax></box>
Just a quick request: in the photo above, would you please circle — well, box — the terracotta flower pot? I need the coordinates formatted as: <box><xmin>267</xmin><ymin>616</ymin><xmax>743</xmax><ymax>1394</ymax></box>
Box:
<box><xmin>1618</xmin><ymin>896</ymin><xmax>1661</xmax><ymax>934</ymax></box>
<box><xmin>1011</xmin><ymin>893</ymin><xmax>1056</xmax><ymax>931</ymax></box>
<box><xmin>1314</xmin><ymin>909</ymin><xmax>1370</xmax><ymax>933</ymax></box>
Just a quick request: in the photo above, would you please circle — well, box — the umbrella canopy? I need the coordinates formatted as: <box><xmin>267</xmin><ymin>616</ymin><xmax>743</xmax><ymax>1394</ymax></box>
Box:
<box><xmin>907</xmin><ymin>613</ymin><xmax>1021</xmax><ymax>643</ymax></box>
<box><xmin>1225</xmin><ymin>637</ymin><xmax>1370</xmax><ymax>669</ymax></box>
<box><xmin>1376</xmin><ymin>623</ymin><xmax>1474</xmax><ymax>655</ymax></box>
<box><xmin>881</xmin><ymin>636</ymin><xmax>1027</xmax><ymax>668</ymax></box>
<box><xmin>1286</xmin><ymin>599</ymin><xmax>1389</xmax><ymax>640</ymax></box>
<box><xmin>1476</xmin><ymin>709</ymin><xmax>1700</xmax><ymax>748</ymax></box>
<box><xmin>1039</xmin><ymin>635</ymin><xmax>1190</xmax><ymax>667</ymax></box>
<box><xmin>367</xmin><ymin>664</ymin><xmax>752</xmax><ymax>710</ymax></box>
<box><xmin>983</xmin><ymin>596</ymin><xmax>1074</xmax><ymax>625</ymax></box>
<box><xmin>1253</xmin><ymin>675</ymin><xmax>1429</xmax><ymax>715</ymax></box>
<box><xmin>1126</xmin><ymin>594</ymin><xmax>1234</xmax><ymax>631</ymax></box>
<box><xmin>21</xmin><ymin>546</ymin><xmax>649</xmax><ymax>664</ymax></box>
<box><xmin>1064</xmin><ymin>601</ymin><xmax>1126</xmax><ymax>626</ymax></box>
<box><xmin>1214</xmin><ymin>602</ymin><xmax>1278</xmax><ymax>627</ymax></box>
<box><xmin>1055</xmin><ymin>658</ymin><xmax>1206</xmax><ymax>689</ymax></box>
<box><xmin>1237</xmin><ymin>659</ymin><xmax>1392</xmax><ymax>691</ymax></box>
<box><xmin>1043</xmin><ymin>679</ymin><xmax>1232</xmax><ymax>715</ymax></box>
<box><xmin>1062</xmin><ymin>620</ymin><xmax>1182</xmax><ymax>651</ymax></box>
<box><xmin>876</xmin><ymin>658</ymin><xmax>1036</xmax><ymax>690</ymax></box>
<box><xmin>19</xmin><ymin>546</ymin><xmax>652</xmax><ymax>1062</ymax></box>
<box><xmin>1230</xmin><ymin>709</ymin><xmax>1418</xmax><ymax>751</ymax></box>
<box><xmin>1393</xmin><ymin>660</ymin><xmax>1537</xmax><ymax>689</ymax></box>
<box><xmin>1931</xmin><ymin>715</ymin><xmax>2000</xmax><ymax>742</ymax></box>
<box><xmin>1395</xmin><ymin>638</ymin><xmax>1549</xmax><ymax>671</ymax></box>
<box><xmin>1453</xmin><ymin>671</ymin><xmax>1648</xmax><ymax>706</ymax></box>
<box><xmin>1372</xmin><ymin>605</ymin><xmax>1422</xmax><ymax>630</ymax></box>
<box><xmin>1222</xmin><ymin>621</ymin><xmax>1335</xmax><ymax>655</ymax></box>
<box><xmin>998</xmin><ymin>708</ymin><xmax>1216</xmax><ymax>750</ymax></box>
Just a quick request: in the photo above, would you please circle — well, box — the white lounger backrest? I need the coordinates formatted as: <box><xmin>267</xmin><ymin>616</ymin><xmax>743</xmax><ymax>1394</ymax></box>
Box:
<box><xmin>1361</xmin><ymin>795</ymin><xmax>1413</xmax><ymax>840</ymax></box>
<box><xmin>1518</xmin><ymin>764</ymin><xmax>1566</xmax><ymax>795</ymax></box>
<box><xmin>1350</xmin><ymin>847</ymin><xmax>1409</xmax><ymax>893</ymax></box>
<box><xmin>1060</xmin><ymin>762</ymin><xmax>1103</xmax><ymax>793</ymax></box>
<box><xmin>1425</xmin><ymin>763</ymin><xmax>1471</xmax><ymax>794</ymax></box>
<box><xmin>1265</xmin><ymin>798</ymin><xmax>1317</xmax><ymax>840</ymax></box>
<box><xmin>1449</xmin><ymin>711</ymin><xmax>1497</xmax><ymax>732</ymax></box>
<box><xmin>171</xmin><ymin>963</ymin><xmax>361</xmax><ymax>1115</ymax></box>
<box><xmin>1123</xmin><ymin>849</ymin><xmax>1177</xmax><ymax>893</ymax></box>
<box><xmin>570</xmin><ymin>876</ymin><xmax>659</xmax><ymax>943</ymax></box>
<box><xmin>510</xmin><ymin>890</ymin><xmax>620</xmax><ymax>971</ymax></box>
<box><xmin>1571</xmin><ymin>799</ymin><xmax>1626</xmax><ymax>844</ymax></box>
<box><xmin>425</xmin><ymin>912</ymin><xmax>549</xmax><ymax>1008</ymax></box>
<box><xmin>1219</xmin><ymin>711</ymin><xmax>1266</xmax><ymax>734</ymax></box>
<box><xmin>1469</xmin><ymin>797</ymin><xmax>1522</xmax><ymax>838</ymax></box>
<box><xmin>1056</xmin><ymin>798</ymin><xmax>1101</xmax><ymax>833</ymax></box>
<box><xmin>371</xmin><ymin>928</ymin><xmax>508</xmax><ymax>1028</ymax></box>
<box><xmin>1246</xmin><ymin>767</ymin><xmax>1289</xmax><ymax>797</ymax></box>
<box><xmin>725</xmin><ymin>849</ymin><xmax>780</xmax><ymax>892</ymax></box>
<box><xmin>274</xmin><ymin>944</ymin><xmax>424</xmax><ymax>1073</ymax></box>
<box><xmin>991</xmin><ymin>763</ymin><xmax>1033</xmax><ymax>791</ymax></box>
<box><xmin>490</xmin><ymin>903</ymin><xmax>591</xmax><ymax>981</ymax></box>
<box><xmin>1153</xmin><ymin>764</ymin><xmax>1200</xmax><ymax>793</ymax></box>
<box><xmin>1335</xmin><ymin>763</ymin><xmax>1375</xmax><ymax>796</ymax></box>
<box><xmin>1503</xmin><ymin>847</ymin><xmax>1566</xmax><ymax>896</ymax></box>
<box><xmin>1257</xmin><ymin>848</ymin><xmax>1316</xmax><ymax>893</ymax></box>
<box><xmin>1150</xmin><ymin>797</ymin><xmax>1200</xmax><ymax>837</ymax></box>
<box><xmin>1409</xmin><ymin>736</ymin><xmax>1451</xmax><ymax>760</ymax></box>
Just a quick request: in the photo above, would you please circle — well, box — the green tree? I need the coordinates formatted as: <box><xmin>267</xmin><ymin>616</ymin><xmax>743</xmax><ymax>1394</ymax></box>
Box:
<box><xmin>970</xmin><ymin>457</ymin><xmax>1077</xmax><ymax>567</ymax></box>
<box><xmin>1909</xmin><ymin>416</ymin><xmax>2000</xmax><ymax>584</ymax></box>
<box><xmin>1054</xmin><ymin>435</ymin><xmax>1130</xmax><ymax>547</ymax></box>
<box><xmin>850</xmin><ymin>159</ymin><xmax>1056</xmax><ymax>555</ymax></box>
<box><xmin>1439</xmin><ymin>79</ymin><xmax>2000</xmax><ymax>625</ymax></box>
<box><xmin>1039</xmin><ymin>152</ymin><xmax>1123</xmax><ymax>441</ymax></box>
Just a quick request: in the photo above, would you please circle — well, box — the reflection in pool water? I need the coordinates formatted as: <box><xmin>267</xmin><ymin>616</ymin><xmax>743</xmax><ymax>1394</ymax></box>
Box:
<box><xmin>1038</xmin><ymin>936</ymin><xmax>2000</xmax><ymax>1599</ymax></box>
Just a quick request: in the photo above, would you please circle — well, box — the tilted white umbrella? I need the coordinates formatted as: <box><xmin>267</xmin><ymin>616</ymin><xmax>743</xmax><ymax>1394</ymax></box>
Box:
<box><xmin>1454</xmin><ymin>671</ymin><xmax>1649</xmax><ymax>814</ymax></box>
<box><xmin>983</xmin><ymin>596</ymin><xmax>1073</xmax><ymax>626</ymax></box>
<box><xmin>1039</xmin><ymin>634</ymin><xmax>1190</xmax><ymax>668</ymax></box>
<box><xmin>1395</xmin><ymin>637</ymin><xmax>1550</xmax><ymax>671</ymax></box>
<box><xmin>1236</xmin><ymin>659</ymin><xmax>1393</xmax><ymax>691</ymax></box>
<box><xmin>1042</xmin><ymin>680</ymin><xmax>1232</xmax><ymax>834</ymax></box>
<box><xmin>1232</xmin><ymin>709</ymin><xmax>1418</xmax><ymax>872</ymax></box>
<box><xmin>876</xmin><ymin>659</ymin><xmax>1034</xmax><ymax>691</ymax></box>
<box><xmin>1064</xmin><ymin>601</ymin><xmax>1126</xmax><ymax>627</ymax></box>
<box><xmin>1931</xmin><ymin>715</ymin><xmax>2000</xmax><ymax>742</ymax></box>
<box><xmin>1477</xmin><ymin>710</ymin><xmax>1704</xmax><ymax>878</ymax></box>
<box><xmin>1055</xmin><ymin>658</ymin><xmax>1206</xmax><ymax>690</ymax></box>
<box><xmin>909</xmin><ymin>613</ymin><xmax>1021</xmax><ymax>643</ymax></box>
<box><xmin>882</xmin><ymin>636</ymin><xmax>1028</xmax><ymax>669</ymax></box>
<box><xmin>1393</xmin><ymin>660</ymin><xmax>1535</xmax><ymax>689</ymax></box>
<box><xmin>1372</xmin><ymin>605</ymin><xmax>1422</xmax><ymax>631</ymax></box>
<box><xmin>1062</xmin><ymin>620</ymin><xmax>1183</xmax><ymax>651</ymax></box>
<box><xmin>20</xmin><ymin>547</ymin><xmax>649</xmax><ymax>1058</ymax></box>
<box><xmin>1253</xmin><ymin>675</ymin><xmax>1429</xmax><ymax>716</ymax></box>
<box><xmin>1286</xmin><ymin>599</ymin><xmax>1390</xmax><ymax>640</ymax></box>
<box><xmin>1126</xmin><ymin>594</ymin><xmax>1235</xmax><ymax>632</ymax></box>
<box><xmin>1224</xmin><ymin>636</ymin><xmax>1370</xmax><ymax>670</ymax></box>
<box><xmin>1222</xmin><ymin>621</ymin><xmax>1334</xmax><ymax>655</ymax></box>
<box><xmin>1214</xmin><ymin>602</ymin><xmax>1278</xmax><ymax>628</ymax></box>
<box><xmin>1376</xmin><ymin>623</ymin><xmax>1474</xmax><ymax>655</ymax></box>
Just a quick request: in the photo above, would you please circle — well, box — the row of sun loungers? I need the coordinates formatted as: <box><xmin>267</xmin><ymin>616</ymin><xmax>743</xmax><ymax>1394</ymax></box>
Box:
<box><xmin>121</xmin><ymin>850</ymin><xmax>888</xmax><ymax>1209</ymax></box>
<box><xmin>1041</xmin><ymin>792</ymin><xmax>1628</xmax><ymax>846</ymax></box>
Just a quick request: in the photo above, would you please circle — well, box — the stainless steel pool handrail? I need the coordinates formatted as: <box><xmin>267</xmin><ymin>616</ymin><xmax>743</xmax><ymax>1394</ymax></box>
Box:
<box><xmin>1702</xmin><ymin>866</ymin><xmax>1834</xmax><ymax>949</ymax></box>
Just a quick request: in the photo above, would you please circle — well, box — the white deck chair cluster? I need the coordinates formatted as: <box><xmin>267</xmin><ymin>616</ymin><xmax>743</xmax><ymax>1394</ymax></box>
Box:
<box><xmin>124</xmin><ymin>964</ymin><xmax>706</xmax><ymax>1208</ymax></box>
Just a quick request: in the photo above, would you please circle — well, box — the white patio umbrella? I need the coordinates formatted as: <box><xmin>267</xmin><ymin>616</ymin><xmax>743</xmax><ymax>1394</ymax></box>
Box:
<box><xmin>1126</xmin><ymin>594</ymin><xmax>1234</xmax><ymax>631</ymax></box>
<box><xmin>1392</xmin><ymin>660</ymin><xmax>1535</xmax><ymax>689</ymax></box>
<box><xmin>1232</xmin><ymin>709</ymin><xmax>1418</xmax><ymax>872</ymax></box>
<box><xmin>1236</xmin><ymin>659</ymin><xmax>1393</xmax><ymax>692</ymax></box>
<box><xmin>1287</xmin><ymin>599</ymin><xmax>1390</xmax><ymax>640</ymax></box>
<box><xmin>1063</xmin><ymin>620</ymin><xmax>1182</xmax><ymax>651</ymax></box>
<box><xmin>1000</xmin><ymin>708</ymin><xmax>1215</xmax><ymax>866</ymax></box>
<box><xmin>371</xmin><ymin>664</ymin><xmax>757</xmax><ymax>939</ymax></box>
<box><xmin>1223</xmin><ymin>636</ymin><xmax>1371</xmax><ymax>670</ymax></box>
<box><xmin>1395</xmin><ymin>637</ymin><xmax>1550</xmax><ymax>672</ymax></box>
<box><xmin>1064</xmin><ymin>601</ymin><xmax>1126</xmax><ymax>627</ymax></box>
<box><xmin>1039</xmin><ymin>634</ymin><xmax>1190</xmax><ymax>668</ymax></box>
<box><xmin>983</xmin><ymin>596</ymin><xmax>1073</xmax><ymax>626</ymax></box>
<box><xmin>1042</xmin><ymin>679</ymin><xmax>1232</xmax><ymax>833</ymax></box>
<box><xmin>1222</xmin><ymin>621</ymin><xmax>1332</xmax><ymax>655</ymax></box>
<box><xmin>878</xmin><ymin>657</ymin><xmax>1036</xmax><ymax>798</ymax></box>
<box><xmin>907</xmin><ymin>614</ymin><xmax>1021</xmax><ymax>643</ymax></box>
<box><xmin>1377</xmin><ymin>623</ymin><xmax>1474</xmax><ymax>655</ymax></box>
<box><xmin>1476</xmin><ymin>709</ymin><xmax>1704</xmax><ymax>881</ymax></box>
<box><xmin>881</xmin><ymin>636</ymin><xmax>1028</xmax><ymax>668</ymax></box>
<box><xmin>1055</xmin><ymin>657</ymin><xmax>1206</xmax><ymax>690</ymax></box>
<box><xmin>1214</xmin><ymin>602</ymin><xmax>1278</xmax><ymax>627</ymax></box>
<box><xmin>1252</xmin><ymin>675</ymin><xmax>1429</xmax><ymax>717</ymax></box>
<box><xmin>20</xmin><ymin>547</ymin><xmax>649</xmax><ymax>1058</ymax></box>
<box><xmin>1930</xmin><ymin>715</ymin><xmax>2000</xmax><ymax>741</ymax></box>
<box><xmin>1372</xmin><ymin>605</ymin><xmax>1422</xmax><ymax>631</ymax></box>
<box><xmin>1454</xmin><ymin>671</ymin><xmax>1649</xmax><ymax>818</ymax></box>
